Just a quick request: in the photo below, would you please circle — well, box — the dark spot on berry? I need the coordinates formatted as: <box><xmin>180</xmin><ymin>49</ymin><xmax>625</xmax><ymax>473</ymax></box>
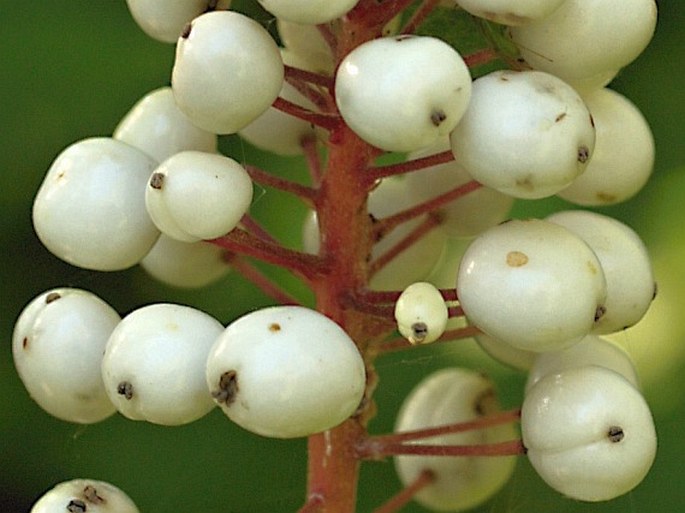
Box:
<box><xmin>430</xmin><ymin>109</ymin><xmax>447</xmax><ymax>127</ymax></box>
<box><xmin>117</xmin><ymin>381</ymin><xmax>134</xmax><ymax>400</ymax></box>
<box><xmin>22</xmin><ymin>337</ymin><xmax>28</xmax><ymax>349</ymax></box>
<box><xmin>577</xmin><ymin>146</ymin><xmax>590</xmax><ymax>163</ymax></box>
<box><xmin>149</xmin><ymin>172</ymin><xmax>165</xmax><ymax>189</ymax></box>
<box><xmin>594</xmin><ymin>305</ymin><xmax>607</xmax><ymax>322</ymax></box>
<box><xmin>181</xmin><ymin>22</ymin><xmax>192</xmax><ymax>39</ymax></box>
<box><xmin>394</xmin><ymin>35</ymin><xmax>412</xmax><ymax>42</ymax></box>
<box><xmin>83</xmin><ymin>486</ymin><xmax>105</xmax><ymax>505</ymax></box>
<box><xmin>607</xmin><ymin>426</ymin><xmax>625</xmax><ymax>443</ymax></box>
<box><xmin>45</xmin><ymin>292</ymin><xmax>61</xmax><ymax>304</ymax></box>
<box><xmin>555</xmin><ymin>112</ymin><xmax>567</xmax><ymax>122</ymax></box>
<box><xmin>212</xmin><ymin>370</ymin><xmax>238</xmax><ymax>406</ymax></box>
<box><xmin>411</xmin><ymin>322</ymin><xmax>428</xmax><ymax>342</ymax></box>
<box><xmin>67</xmin><ymin>500</ymin><xmax>87</xmax><ymax>513</ymax></box>
<box><xmin>269</xmin><ymin>323</ymin><xmax>281</xmax><ymax>332</ymax></box>
<box><xmin>589</xmin><ymin>113</ymin><xmax>595</xmax><ymax>128</ymax></box>
<box><xmin>474</xmin><ymin>387</ymin><xmax>496</xmax><ymax>416</ymax></box>
<box><xmin>506</xmin><ymin>251</ymin><xmax>528</xmax><ymax>267</ymax></box>
<box><xmin>652</xmin><ymin>282</ymin><xmax>658</xmax><ymax>300</ymax></box>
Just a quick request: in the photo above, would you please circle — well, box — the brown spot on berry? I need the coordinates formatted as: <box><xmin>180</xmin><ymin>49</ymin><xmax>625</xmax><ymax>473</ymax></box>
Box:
<box><xmin>22</xmin><ymin>337</ymin><xmax>28</xmax><ymax>349</ymax></box>
<box><xmin>410</xmin><ymin>322</ymin><xmax>428</xmax><ymax>343</ymax></box>
<box><xmin>149</xmin><ymin>172</ymin><xmax>165</xmax><ymax>189</ymax></box>
<box><xmin>474</xmin><ymin>387</ymin><xmax>496</xmax><ymax>416</ymax></box>
<box><xmin>181</xmin><ymin>22</ymin><xmax>192</xmax><ymax>39</ymax></box>
<box><xmin>67</xmin><ymin>500</ymin><xmax>87</xmax><ymax>513</ymax></box>
<box><xmin>506</xmin><ymin>251</ymin><xmax>528</xmax><ymax>267</ymax></box>
<box><xmin>430</xmin><ymin>109</ymin><xmax>447</xmax><ymax>127</ymax></box>
<box><xmin>555</xmin><ymin>112</ymin><xmax>567</xmax><ymax>122</ymax></box>
<box><xmin>595</xmin><ymin>305</ymin><xmax>607</xmax><ymax>322</ymax></box>
<box><xmin>269</xmin><ymin>323</ymin><xmax>281</xmax><ymax>332</ymax></box>
<box><xmin>652</xmin><ymin>282</ymin><xmax>658</xmax><ymax>300</ymax></box>
<box><xmin>577</xmin><ymin>146</ymin><xmax>590</xmax><ymax>163</ymax></box>
<box><xmin>589</xmin><ymin>113</ymin><xmax>595</xmax><ymax>128</ymax></box>
<box><xmin>83</xmin><ymin>486</ymin><xmax>105</xmax><ymax>505</ymax></box>
<box><xmin>607</xmin><ymin>426</ymin><xmax>625</xmax><ymax>443</ymax></box>
<box><xmin>45</xmin><ymin>292</ymin><xmax>61</xmax><ymax>304</ymax></box>
<box><xmin>212</xmin><ymin>370</ymin><xmax>238</xmax><ymax>406</ymax></box>
<box><xmin>117</xmin><ymin>381</ymin><xmax>134</xmax><ymax>400</ymax></box>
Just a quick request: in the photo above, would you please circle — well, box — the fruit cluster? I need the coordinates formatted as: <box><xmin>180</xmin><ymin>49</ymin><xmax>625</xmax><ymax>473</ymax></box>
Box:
<box><xmin>16</xmin><ymin>0</ymin><xmax>660</xmax><ymax>511</ymax></box>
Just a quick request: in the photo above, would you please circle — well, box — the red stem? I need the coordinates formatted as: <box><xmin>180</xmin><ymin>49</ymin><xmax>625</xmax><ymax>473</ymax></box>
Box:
<box><xmin>272</xmin><ymin>97</ymin><xmax>341</xmax><ymax>130</ymax></box>
<box><xmin>364</xmin><ymin>150</ymin><xmax>455</xmax><ymax>184</ymax></box>
<box><xmin>227</xmin><ymin>256</ymin><xmax>301</xmax><ymax>306</ymax></box>
<box><xmin>245</xmin><ymin>164</ymin><xmax>318</xmax><ymax>205</ymax></box>
<box><xmin>364</xmin><ymin>439</ymin><xmax>526</xmax><ymax>459</ymax></box>
<box><xmin>372</xmin><ymin>470</ymin><xmax>435</xmax><ymax>513</ymax></box>
<box><xmin>375</xmin><ymin>180</ymin><xmax>482</xmax><ymax>234</ymax></box>
<box><xmin>377</xmin><ymin>325</ymin><xmax>479</xmax><ymax>353</ymax></box>
<box><xmin>401</xmin><ymin>0</ymin><xmax>441</xmax><ymax>35</ymax></box>
<box><xmin>285</xmin><ymin>64</ymin><xmax>334</xmax><ymax>88</ymax></box>
<box><xmin>464</xmin><ymin>48</ymin><xmax>499</xmax><ymax>68</ymax></box>
<box><xmin>239</xmin><ymin>213</ymin><xmax>280</xmax><ymax>245</ymax></box>
<box><xmin>301</xmin><ymin>134</ymin><xmax>324</xmax><ymax>187</ymax></box>
<box><xmin>357</xmin><ymin>287</ymin><xmax>458</xmax><ymax>304</ymax></box>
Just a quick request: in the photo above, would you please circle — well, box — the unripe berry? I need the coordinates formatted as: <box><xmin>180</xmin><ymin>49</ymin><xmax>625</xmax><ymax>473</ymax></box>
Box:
<box><xmin>12</xmin><ymin>288</ymin><xmax>119</xmax><ymax>423</ymax></box>
<box><xmin>394</xmin><ymin>282</ymin><xmax>449</xmax><ymax>344</ymax></box>
<box><xmin>206</xmin><ymin>306</ymin><xmax>366</xmax><ymax>438</ymax></box>
<box><xmin>522</xmin><ymin>366</ymin><xmax>657</xmax><ymax>501</ymax></box>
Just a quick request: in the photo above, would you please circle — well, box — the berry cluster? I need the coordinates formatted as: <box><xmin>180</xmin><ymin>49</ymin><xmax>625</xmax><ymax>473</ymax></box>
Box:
<box><xmin>16</xmin><ymin>0</ymin><xmax>660</xmax><ymax>511</ymax></box>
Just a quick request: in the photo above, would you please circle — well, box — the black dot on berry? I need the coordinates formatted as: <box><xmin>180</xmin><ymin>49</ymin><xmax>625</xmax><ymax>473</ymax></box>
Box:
<box><xmin>181</xmin><ymin>23</ymin><xmax>192</xmax><ymax>39</ymax></box>
<box><xmin>83</xmin><ymin>485</ymin><xmax>105</xmax><ymax>505</ymax></box>
<box><xmin>117</xmin><ymin>381</ymin><xmax>134</xmax><ymax>400</ymax></box>
<box><xmin>45</xmin><ymin>292</ymin><xmax>61</xmax><ymax>304</ymax></box>
<box><xmin>213</xmin><ymin>370</ymin><xmax>239</xmax><ymax>406</ymax></box>
<box><xmin>67</xmin><ymin>499</ymin><xmax>87</xmax><ymax>513</ymax></box>
<box><xmin>577</xmin><ymin>146</ymin><xmax>590</xmax><ymax>163</ymax></box>
<box><xmin>594</xmin><ymin>305</ymin><xmax>607</xmax><ymax>322</ymax></box>
<box><xmin>430</xmin><ymin>109</ymin><xmax>447</xmax><ymax>127</ymax></box>
<box><xmin>149</xmin><ymin>172</ymin><xmax>165</xmax><ymax>189</ymax></box>
<box><xmin>607</xmin><ymin>426</ymin><xmax>625</xmax><ymax>443</ymax></box>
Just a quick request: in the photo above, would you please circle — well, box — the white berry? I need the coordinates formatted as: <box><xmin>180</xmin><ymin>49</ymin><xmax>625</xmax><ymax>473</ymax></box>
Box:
<box><xmin>547</xmin><ymin>210</ymin><xmax>655</xmax><ymax>333</ymax></box>
<box><xmin>206</xmin><ymin>306</ymin><xmax>366</xmax><ymax>438</ymax></box>
<box><xmin>456</xmin><ymin>0</ymin><xmax>567</xmax><ymax>25</ymax></box>
<box><xmin>12</xmin><ymin>288</ymin><xmax>119</xmax><ymax>424</ymax></box>
<box><xmin>558</xmin><ymin>87</ymin><xmax>655</xmax><ymax>205</ymax></box>
<box><xmin>172</xmin><ymin>10</ymin><xmax>284</xmax><ymax>134</ymax></box>
<box><xmin>509</xmin><ymin>0</ymin><xmax>657</xmax><ymax>82</ymax></box>
<box><xmin>522</xmin><ymin>366</ymin><xmax>657</xmax><ymax>501</ymax></box>
<box><xmin>113</xmin><ymin>86</ymin><xmax>217</xmax><ymax>163</ymax></box>
<box><xmin>258</xmin><ymin>0</ymin><xmax>359</xmax><ymax>24</ymax></box>
<box><xmin>457</xmin><ymin>219</ymin><xmax>607</xmax><ymax>352</ymax></box>
<box><xmin>102</xmin><ymin>303</ymin><xmax>223</xmax><ymax>425</ymax></box>
<box><xmin>140</xmin><ymin>234</ymin><xmax>231</xmax><ymax>288</ymax></box>
<box><xmin>450</xmin><ymin>70</ymin><xmax>595</xmax><ymax>199</ymax></box>
<box><xmin>335</xmin><ymin>35</ymin><xmax>472</xmax><ymax>152</ymax></box>
<box><xmin>33</xmin><ymin>137</ymin><xmax>160</xmax><ymax>271</ymax></box>
<box><xmin>394</xmin><ymin>282</ymin><xmax>449</xmax><ymax>344</ymax></box>
<box><xmin>394</xmin><ymin>368</ymin><xmax>517</xmax><ymax>511</ymax></box>
<box><xmin>125</xmin><ymin>0</ymin><xmax>219</xmax><ymax>44</ymax></box>
<box><xmin>30</xmin><ymin>479</ymin><xmax>139</xmax><ymax>513</ymax></box>
<box><xmin>145</xmin><ymin>151</ymin><xmax>253</xmax><ymax>242</ymax></box>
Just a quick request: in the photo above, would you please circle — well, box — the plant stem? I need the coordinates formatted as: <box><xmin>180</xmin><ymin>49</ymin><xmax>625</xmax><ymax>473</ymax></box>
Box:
<box><xmin>273</xmin><ymin>97</ymin><xmax>341</xmax><ymax>130</ymax></box>
<box><xmin>245</xmin><ymin>164</ymin><xmax>318</xmax><ymax>205</ymax></box>
<box><xmin>226</xmin><ymin>256</ymin><xmax>301</xmax><ymax>305</ymax></box>
<box><xmin>401</xmin><ymin>0</ymin><xmax>441</xmax><ymax>35</ymax></box>
<box><xmin>360</xmin><ymin>440</ymin><xmax>526</xmax><ymax>460</ymax></box>
<box><xmin>377</xmin><ymin>325</ymin><xmax>480</xmax><ymax>353</ymax></box>
<box><xmin>372</xmin><ymin>470</ymin><xmax>435</xmax><ymax>513</ymax></box>
<box><xmin>364</xmin><ymin>150</ymin><xmax>455</xmax><ymax>184</ymax></box>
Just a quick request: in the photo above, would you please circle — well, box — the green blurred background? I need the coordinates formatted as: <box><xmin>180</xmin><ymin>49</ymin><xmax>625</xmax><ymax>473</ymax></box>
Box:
<box><xmin>1</xmin><ymin>2</ymin><xmax>684</xmax><ymax>512</ymax></box>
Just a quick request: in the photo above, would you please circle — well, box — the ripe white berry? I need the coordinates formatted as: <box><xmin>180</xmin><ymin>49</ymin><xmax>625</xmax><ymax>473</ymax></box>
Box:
<box><xmin>406</xmin><ymin>139</ymin><xmax>514</xmax><ymax>237</ymax></box>
<box><xmin>456</xmin><ymin>0</ymin><xmax>567</xmax><ymax>25</ymax></box>
<box><xmin>125</xmin><ymin>0</ymin><xmax>218</xmax><ymax>44</ymax></box>
<box><xmin>206</xmin><ymin>306</ymin><xmax>366</xmax><ymax>438</ymax></box>
<box><xmin>258</xmin><ymin>0</ymin><xmax>359</xmax><ymax>24</ymax></box>
<box><xmin>277</xmin><ymin>19</ymin><xmax>335</xmax><ymax>75</ymax></box>
<box><xmin>140</xmin><ymin>234</ymin><xmax>231</xmax><ymax>288</ymax></box>
<box><xmin>102</xmin><ymin>303</ymin><xmax>223</xmax><ymax>425</ymax></box>
<box><xmin>145</xmin><ymin>151</ymin><xmax>253</xmax><ymax>242</ymax></box>
<box><xmin>172</xmin><ymin>11</ymin><xmax>284</xmax><ymax>134</ymax></box>
<box><xmin>238</xmin><ymin>49</ymin><xmax>319</xmax><ymax>156</ymax></box>
<box><xmin>525</xmin><ymin>334</ymin><xmax>640</xmax><ymax>392</ymax></box>
<box><xmin>558</xmin><ymin>88</ymin><xmax>655</xmax><ymax>206</ymax></box>
<box><xmin>475</xmin><ymin>333</ymin><xmax>536</xmax><ymax>371</ymax></box>
<box><xmin>509</xmin><ymin>0</ymin><xmax>657</xmax><ymax>82</ymax></box>
<box><xmin>30</xmin><ymin>479</ymin><xmax>139</xmax><ymax>513</ymax></box>
<box><xmin>33</xmin><ymin>137</ymin><xmax>160</xmax><ymax>271</ymax></box>
<box><xmin>335</xmin><ymin>35</ymin><xmax>472</xmax><ymax>152</ymax></box>
<box><xmin>394</xmin><ymin>368</ymin><xmax>517</xmax><ymax>511</ymax></box>
<box><xmin>522</xmin><ymin>366</ymin><xmax>657</xmax><ymax>501</ymax></box>
<box><xmin>450</xmin><ymin>70</ymin><xmax>595</xmax><ymax>199</ymax></box>
<box><xmin>113</xmin><ymin>86</ymin><xmax>217</xmax><ymax>163</ymax></box>
<box><xmin>547</xmin><ymin>210</ymin><xmax>655</xmax><ymax>333</ymax></box>
<box><xmin>394</xmin><ymin>282</ymin><xmax>448</xmax><ymax>344</ymax></box>
<box><xmin>457</xmin><ymin>219</ymin><xmax>607</xmax><ymax>352</ymax></box>
<box><xmin>12</xmin><ymin>288</ymin><xmax>119</xmax><ymax>424</ymax></box>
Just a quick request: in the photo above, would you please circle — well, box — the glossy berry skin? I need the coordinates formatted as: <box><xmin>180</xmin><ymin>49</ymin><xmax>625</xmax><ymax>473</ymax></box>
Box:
<box><xmin>172</xmin><ymin>11</ymin><xmax>284</xmax><ymax>134</ymax></box>
<box><xmin>457</xmin><ymin>219</ymin><xmax>607</xmax><ymax>352</ymax></box>
<box><xmin>335</xmin><ymin>35</ymin><xmax>472</xmax><ymax>152</ymax></box>
<box><xmin>30</xmin><ymin>479</ymin><xmax>139</xmax><ymax>513</ymax></box>
<box><xmin>258</xmin><ymin>0</ymin><xmax>359</xmax><ymax>24</ymax></box>
<box><xmin>394</xmin><ymin>282</ymin><xmax>449</xmax><ymax>344</ymax></box>
<box><xmin>102</xmin><ymin>303</ymin><xmax>223</xmax><ymax>426</ymax></box>
<box><xmin>12</xmin><ymin>288</ymin><xmax>120</xmax><ymax>424</ymax></box>
<box><xmin>450</xmin><ymin>70</ymin><xmax>595</xmax><ymax>199</ymax></box>
<box><xmin>32</xmin><ymin>137</ymin><xmax>160</xmax><ymax>271</ymax></box>
<box><xmin>522</xmin><ymin>366</ymin><xmax>657</xmax><ymax>502</ymax></box>
<box><xmin>206</xmin><ymin>306</ymin><xmax>366</xmax><ymax>438</ymax></box>
<box><xmin>456</xmin><ymin>0</ymin><xmax>566</xmax><ymax>25</ymax></box>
